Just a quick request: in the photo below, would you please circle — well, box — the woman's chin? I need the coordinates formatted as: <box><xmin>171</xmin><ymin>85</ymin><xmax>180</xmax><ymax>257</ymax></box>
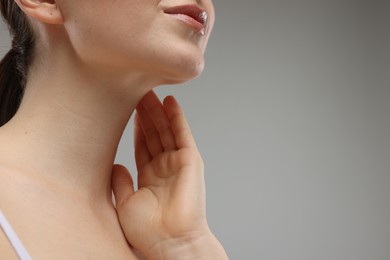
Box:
<box><xmin>158</xmin><ymin>57</ymin><xmax>205</xmax><ymax>85</ymax></box>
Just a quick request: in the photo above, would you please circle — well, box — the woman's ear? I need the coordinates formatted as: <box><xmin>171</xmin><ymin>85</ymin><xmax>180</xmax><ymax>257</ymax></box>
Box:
<box><xmin>14</xmin><ymin>0</ymin><xmax>64</xmax><ymax>25</ymax></box>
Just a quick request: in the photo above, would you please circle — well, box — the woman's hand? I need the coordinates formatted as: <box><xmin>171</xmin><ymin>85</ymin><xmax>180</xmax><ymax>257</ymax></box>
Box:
<box><xmin>111</xmin><ymin>91</ymin><xmax>227</xmax><ymax>259</ymax></box>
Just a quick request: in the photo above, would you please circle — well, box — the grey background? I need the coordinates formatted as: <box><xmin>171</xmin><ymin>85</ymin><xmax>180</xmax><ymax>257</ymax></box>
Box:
<box><xmin>1</xmin><ymin>1</ymin><xmax>389</xmax><ymax>259</ymax></box>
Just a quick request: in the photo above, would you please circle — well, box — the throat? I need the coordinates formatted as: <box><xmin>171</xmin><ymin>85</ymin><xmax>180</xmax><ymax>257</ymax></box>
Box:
<box><xmin>0</xmin><ymin>91</ymin><xmax>134</xmax><ymax>204</ymax></box>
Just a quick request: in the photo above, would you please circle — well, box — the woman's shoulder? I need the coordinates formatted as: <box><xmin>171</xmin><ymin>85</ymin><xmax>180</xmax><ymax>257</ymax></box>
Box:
<box><xmin>0</xmin><ymin>166</ymin><xmax>30</xmax><ymax>259</ymax></box>
<box><xmin>0</xmin><ymin>229</ymin><xmax>19</xmax><ymax>260</ymax></box>
<box><xmin>0</xmin><ymin>158</ymin><xmax>31</xmax><ymax>260</ymax></box>
<box><xmin>0</xmin><ymin>167</ymin><xmax>143</xmax><ymax>260</ymax></box>
<box><xmin>0</xmin><ymin>209</ymin><xmax>31</xmax><ymax>260</ymax></box>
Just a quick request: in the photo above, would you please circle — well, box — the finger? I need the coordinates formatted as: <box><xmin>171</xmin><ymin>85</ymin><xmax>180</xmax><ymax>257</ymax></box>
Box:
<box><xmin>134</xmin><ymin>113</ymin><xmax>151</xmax><ymax>170</ymax></box>
<box><xmin>139</xmin><ymin>91</ymin><xmax>177</xmax><ymax>151</ymax></box>
<box><xmin>111</xmin><ymin>164</ymin><xmax>135</xmax><ymax>209</ymax></box>
<box><xmin>136</xmin><ymin>101</ymin><xmax>163</xmax><ymax>157</ymax></box>
<box><xmin>163</xmin><ymin>96</ymin><xmax>197</xmax><ymax>149</ymax></box>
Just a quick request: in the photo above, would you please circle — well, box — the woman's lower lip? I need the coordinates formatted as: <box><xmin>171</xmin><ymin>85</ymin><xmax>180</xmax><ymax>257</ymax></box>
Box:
<box><xmin>166</xmin><ymin>13</ymin><xmax>205</xmax><ymax>34</ymax></box>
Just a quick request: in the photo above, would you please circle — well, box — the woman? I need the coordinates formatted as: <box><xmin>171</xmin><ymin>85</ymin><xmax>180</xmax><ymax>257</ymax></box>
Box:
<box><xmin>0</xmin><ymin>0</ymin><xmax>227</xmax><ymax>259</ymax></box>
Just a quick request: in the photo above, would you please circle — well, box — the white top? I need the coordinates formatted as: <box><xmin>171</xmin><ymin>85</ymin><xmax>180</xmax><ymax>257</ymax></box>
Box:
<box><xmin>0</xmin><ymin>209</ymin><xmax>32</xmax><ymax>260</ymax></box>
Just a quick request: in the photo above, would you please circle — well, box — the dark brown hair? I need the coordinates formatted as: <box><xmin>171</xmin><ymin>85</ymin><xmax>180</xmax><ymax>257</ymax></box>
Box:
<box><xmin>0</xmin><ymin>0</ymin><xmax>34</xmax><ymax>126</ymax></box>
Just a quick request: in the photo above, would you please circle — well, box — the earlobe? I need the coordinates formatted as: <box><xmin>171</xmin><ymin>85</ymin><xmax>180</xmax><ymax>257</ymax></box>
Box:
<box><xmin>15</xmin><ymin>0</ymin><xmax>64</xmax><ymax>25</ymax></box>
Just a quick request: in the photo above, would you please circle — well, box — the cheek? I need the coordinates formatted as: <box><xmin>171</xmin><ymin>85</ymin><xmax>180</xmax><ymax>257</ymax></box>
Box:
<box><xmin>63</xmin><ymin>3</ymin><xmax>157</xmax><ymax>65</ymax></box>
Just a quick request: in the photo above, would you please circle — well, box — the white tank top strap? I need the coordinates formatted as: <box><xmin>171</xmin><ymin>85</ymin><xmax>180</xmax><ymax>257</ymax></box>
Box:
<box><xmin>0</xmin><ymin>209</ymin><xmax>32</xmax><ymax>260</ymax></box>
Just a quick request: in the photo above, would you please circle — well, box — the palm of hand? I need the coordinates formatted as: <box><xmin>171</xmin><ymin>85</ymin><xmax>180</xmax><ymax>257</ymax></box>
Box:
<box><xmin>112</xmin><ymin>91</ymin><xmax>208</xmax><ymax>256</ymax></box>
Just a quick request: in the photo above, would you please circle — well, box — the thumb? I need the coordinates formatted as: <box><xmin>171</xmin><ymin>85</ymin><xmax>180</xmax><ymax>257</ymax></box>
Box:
<box><xmin>111</xmin><ymin>164</ymin><xmax>135</xmax><ymax>208</ymax></box>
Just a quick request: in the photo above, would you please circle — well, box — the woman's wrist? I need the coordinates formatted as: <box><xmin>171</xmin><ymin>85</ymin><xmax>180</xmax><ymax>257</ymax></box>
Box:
<box><xmin>144</xmin><ymin>229</ymin><xmax>228</xmax><ymax>260</ymax></box>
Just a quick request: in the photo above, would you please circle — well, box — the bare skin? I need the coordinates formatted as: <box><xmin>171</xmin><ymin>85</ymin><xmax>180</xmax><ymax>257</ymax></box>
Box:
<box><xmin>0</xmin><ymin>0</ymin><xmax>227</xmax><ymax>258</ymax></box>
<box><xmin>0</xmin><ymin>92</ymin><xmax>227</xmax><ymax>259</ymax></box>
<box><xmin>112</xmin><ymin>92</ymin><xmax>227</xmax><ymax>259</ymax></box>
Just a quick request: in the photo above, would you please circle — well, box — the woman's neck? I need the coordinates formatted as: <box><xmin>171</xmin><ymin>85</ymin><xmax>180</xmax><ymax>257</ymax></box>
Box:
<box><xmin>0</xmin><ymin>45</ymin><xmax>157</xmax><ymax>207</ymax></box>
